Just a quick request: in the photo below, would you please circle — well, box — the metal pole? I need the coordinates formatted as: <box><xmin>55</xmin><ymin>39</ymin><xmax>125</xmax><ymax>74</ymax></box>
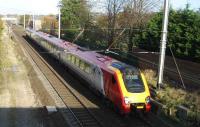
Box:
<box><xmin>157</xmin><ymin>0</ymin><xmax>170</xmax><ymax>89</ymax></box>
<box><xmin>24</xmin><ymin>14</ymin><xmax>26</xmax><ymax>29</ymax></box>
<box><xmin>58</xmin><ymin>7</ymin><xmax>61</xmax><ymax>39</ymax></box>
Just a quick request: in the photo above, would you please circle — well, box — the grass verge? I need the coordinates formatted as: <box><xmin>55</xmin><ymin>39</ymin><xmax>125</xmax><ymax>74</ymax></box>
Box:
<box><xmin>143</xmin><ymin>69</ymin><xmax>200</xmax><ymax>126</ymax></box>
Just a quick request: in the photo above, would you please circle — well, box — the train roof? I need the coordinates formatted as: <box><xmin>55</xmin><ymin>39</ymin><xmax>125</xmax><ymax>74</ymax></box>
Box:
<box><xmin>26</xmin><ymin>28</ymin><xmax>138</xmax><ymax>73</ymax></box>
<box><xmin>111</xmin><ymin>62</ymin><xmax>138</xmax><ymax>72</ymax></box>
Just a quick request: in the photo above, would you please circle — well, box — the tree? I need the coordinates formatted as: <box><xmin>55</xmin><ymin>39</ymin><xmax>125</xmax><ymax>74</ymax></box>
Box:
<box><xmin>136</xmin><ymin>6</ymin><xmax>200</xmax><ymax>62</ymax></box>
<box><xmin>121</xmin><ymin>0</ymin><xmax>161</xmax><ymax>51</ymax></box>
<box><xmin>60</xmin><ymin>0</ymin><xmax>90</xmax><ymax>41</ymax></box>
<box><xmin>41</xmin><ymin>15</ymin><xmax>58</xmax><ymax>36</ymax></box>
<box><xmin>105</xmin><ymin>0</ymin><xmax>126</xmax><ymax>46</ymax></box>
<box><xmin>61</xmin><ymin>0</ymin><xmax>89</xmax><ymax>29</ymax></box>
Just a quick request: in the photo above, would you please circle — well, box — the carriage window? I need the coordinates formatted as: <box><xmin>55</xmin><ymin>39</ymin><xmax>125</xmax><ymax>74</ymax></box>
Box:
<box><xmin>52</xmin><ymin>44</ymin><xmax>56</xmax><ymax>52</ymax></box>
<box><xmin>32</xmin><ymin>34</ymin><xmax>36</xmax><ymax>39</ymax></box>
<box><xmin>37</xmin><ymin>36</ymin><xmax>41</xmax><ymax>42</ymax></box>
<box><xmin>49</xmin><ymin>44</ymin><xmax>51</xmax><ymax>50</ymax></box>
<box><xmin>50</xmin><ymin>44</ymin><xmax>52</xmax><ymax>50</ymax></box>
<box><xmin>52</xmin><ymin>44</ymin><xmax>54</xmax><ymax>50</ymax></box>
<box><xmin>41</xmin><ymin>40</ymin><xmax>46</xmax><ymax>46</ymax></box>
<box><xmin>85</xmin><ymin>64</ymin><xmax>92</xmax><ymax>73</ymax></box>
<box><xmin>47</xmin><ymin>43</ymin><xmax>50</xmax><ymax>49</ymax></box>
<box><xmin>66</xmin><ymin>54</ymin><xmax>71</xmax><ymax>61</ymax></box>
<box><xmin>71</xmin><ymin>55</ymin><xmax>75</xmax><ymax>64</ymax></box>
<box><xmin>75</xmin><ymin>57</ymin><xmax>80</xmax><ymax>66</ymax></box>
<box><xmin>46</xmin><ymin>43</ymin><xmax>48</xmax><ymax>48</ymax></box>
<box><xmin>79</xmin><ymin>60</ymin><xmax>85</xmax><ymax>70</ymax></box>
<box><xmin>45</xmin><ymin>42</ymin><xmax>48</xmax><ymax>48</ymax></box>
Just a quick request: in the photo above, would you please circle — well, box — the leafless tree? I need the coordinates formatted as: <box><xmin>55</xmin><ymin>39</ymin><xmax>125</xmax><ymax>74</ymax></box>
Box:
<box><xmin>106</xmin><ymin>0</ymin><xmax>126</xmax><ymax>46</ymax></box>
<box><xmin>122</xmin><ymin>0</ymin><xmax>161</xmax><ymax>51</ymax></box>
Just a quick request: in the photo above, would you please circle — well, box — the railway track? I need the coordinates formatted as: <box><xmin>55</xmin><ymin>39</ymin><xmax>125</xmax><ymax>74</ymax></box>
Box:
<box><xmin>10</xmin><ymin>25</ymin><xmax>171</xmax><ymax>127</ymax></box>
<box><xmin>12</xmin><ymin>27</ymin><xmax>103</xmax><ymax>127</ymax></box>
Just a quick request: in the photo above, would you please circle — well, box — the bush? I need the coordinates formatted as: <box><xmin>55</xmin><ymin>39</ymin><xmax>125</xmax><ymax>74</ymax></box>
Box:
<box><xmin>143</xmin><ymin>69</ymin><xmax>200</xmax><ymax>113</ymax></box>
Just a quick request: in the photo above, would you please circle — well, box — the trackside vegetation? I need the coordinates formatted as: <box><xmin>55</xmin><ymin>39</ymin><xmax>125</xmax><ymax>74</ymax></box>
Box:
<box><xmin>143</xmin><ymin>69</ymin><xmax>200</xmax><ymax>127</ymax></box>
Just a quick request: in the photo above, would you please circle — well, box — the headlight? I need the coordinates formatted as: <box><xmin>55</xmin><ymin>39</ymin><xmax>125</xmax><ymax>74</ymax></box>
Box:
<box><xmin>124</xmin><ymin>97</ymin><xmax>130</xmax><ymax>105</ymax></box>
<box><xmin>145</xmin><ymin>96</ymin><xmax>150</xmax><ymax>104</ymax></box>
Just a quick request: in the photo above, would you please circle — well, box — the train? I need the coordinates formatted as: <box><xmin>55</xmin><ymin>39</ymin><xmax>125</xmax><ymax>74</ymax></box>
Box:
<box><xmin>25</xmin><ymin>28</ymin><xmax>151</xmax><ymax>115</ymax></box>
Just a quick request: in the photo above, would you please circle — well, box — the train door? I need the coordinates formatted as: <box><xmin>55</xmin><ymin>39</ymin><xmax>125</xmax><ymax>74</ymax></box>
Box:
<box><xmin>93</xmin><ymin>66</ymin><xmax>105</xmax><ymax>95</ymax></box>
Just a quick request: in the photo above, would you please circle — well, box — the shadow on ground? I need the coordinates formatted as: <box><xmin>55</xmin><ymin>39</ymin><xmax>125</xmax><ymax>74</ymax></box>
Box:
<box><xmin>0</xmin><ymin>107</ymin><xmax>68</xmax><ymax>127</ymax></box>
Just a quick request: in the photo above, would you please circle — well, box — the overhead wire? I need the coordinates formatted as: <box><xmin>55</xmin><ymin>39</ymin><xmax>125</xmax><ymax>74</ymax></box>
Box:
<box><xmin>168</xmin><ymin>45</ymin><xmax>186</xmax><ymax>89</ymax></box>
<box><xmin>72</xmin><ymin>28</ymin><xmax>85</xmax><ymax>43</ymax></box>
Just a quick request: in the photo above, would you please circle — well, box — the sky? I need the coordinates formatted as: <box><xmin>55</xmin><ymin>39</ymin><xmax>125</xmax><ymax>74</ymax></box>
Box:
<box><xmin>0</xmin><ymin>0</ymin><xmax>59</xmax><ymax>15</ymax></box>
<box><xmin>171</xmin><ymin>0</ymin><xmax>199</xmax><ymax>10</ymax></box>
<box><xmin>0</xmin><ymin>0</ymin><xmax>199</xmax><ymax>15</ymax></box>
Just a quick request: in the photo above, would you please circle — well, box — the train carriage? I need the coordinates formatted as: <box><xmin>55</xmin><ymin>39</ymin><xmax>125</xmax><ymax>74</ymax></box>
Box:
<box><xmin>26</xmin><ymin>28</ymin><xmax>151</xmax><ymax>114</ymax></box>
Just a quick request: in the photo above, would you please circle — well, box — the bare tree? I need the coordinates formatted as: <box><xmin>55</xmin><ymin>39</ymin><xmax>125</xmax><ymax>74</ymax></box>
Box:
<box><xmin>122</xmin><ymin>0</ymin><xmax>161</xmax><ymax>51</ymax></box>
<box><xmin>106</xmin><ymin>0</ymin><xmax>126</xmax><ymax>46</ymax></box>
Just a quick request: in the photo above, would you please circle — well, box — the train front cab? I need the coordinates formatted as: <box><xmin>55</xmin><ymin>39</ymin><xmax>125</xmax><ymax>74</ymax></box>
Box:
<box><xmin>108</xmin><ymin>63</ymin><xmax>151</xmax><ymax>115</ymax></box>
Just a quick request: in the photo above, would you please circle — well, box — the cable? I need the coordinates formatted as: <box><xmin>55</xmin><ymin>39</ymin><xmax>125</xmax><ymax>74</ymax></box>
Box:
<box><xmin>40</xmin><ymin>28</ymin><xmax>143</xmax><ymax>31</ymax></box>
<box><xmin>169</xmin><ymin>45</ymin><xmax>186</xmax><ymax>89</ymax></box>
<box><xmin>72</xmin><ymin>28</ymin><xmax>85</xmax><ymax>43</ymax></box>
<box><xmin>107</xmin><ymin>28</ymin><xmax>126</xmax><ymax>50</ymax></box>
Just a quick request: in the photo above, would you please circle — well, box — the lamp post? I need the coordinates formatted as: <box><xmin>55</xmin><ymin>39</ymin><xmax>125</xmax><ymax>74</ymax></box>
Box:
<box><xmin>57</xmin><ymin>1</ymin><xmax>62</xmax><ymax>39</ymax></box>
<box><xmin>157</xmin><ymin>0</ymin><xmax>170</xmax><ymax>89</ymax></box>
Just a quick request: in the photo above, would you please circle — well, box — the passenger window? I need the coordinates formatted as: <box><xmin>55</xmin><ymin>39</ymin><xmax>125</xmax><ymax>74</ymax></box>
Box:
<box><xmin>66</xmin><ymin>54</ymin><xmax>71</xmax><ymax>61</ymax></box>
<box><xmin>41</xmin><ymin>40</ymin><xmax>46</xmax><ymax>46</ymax></box>
<box><xmin>52</xmin><ymin>45</ymin><xmax>54</xmax><ymax>50</ymax></box>
<box><xmin>80</xmin><ymin>61</ymin><xmax>85</xmax><ymax>70</ymax></box>
<box><xmin>85</xmin><ymin>64</ymin><xmax>91</xmax><ymax>73</ymax></box>
<box><xmin>75</xmin><ymin>57</ymin><xmax>80</xmax><ymax>66</ymax></box>
<box><xmin>49</xmin><ymin>44</ymin><xmax>51</xmax><ymax>49</ymax></box>
<box><xmin>112</xmin><ymin>76</ymin><xmax>116</xmax><ymax>84</ymax></box>
<box><xmin>53</xmin><ymin>45</ymin><xmax>56</xmax><ymax>52</ymax></box>
<box><xmin>71</xmin><ymin>55</ymin><xmax>75</xmax><ymax>64</ymax></box>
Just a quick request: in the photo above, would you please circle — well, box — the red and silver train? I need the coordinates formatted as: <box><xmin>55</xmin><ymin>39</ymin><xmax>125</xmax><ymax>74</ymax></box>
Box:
<box><xmin>26</xmin><ymin>28</ymin><xmax>151</xmax><ymax>114</ymax></box>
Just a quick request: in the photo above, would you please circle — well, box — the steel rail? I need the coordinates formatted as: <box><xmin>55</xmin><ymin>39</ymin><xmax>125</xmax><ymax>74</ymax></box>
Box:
<box><xmin>12</xmin><ymin>27</ymin><xmax>104</xmax><ymax>127</ymax></box>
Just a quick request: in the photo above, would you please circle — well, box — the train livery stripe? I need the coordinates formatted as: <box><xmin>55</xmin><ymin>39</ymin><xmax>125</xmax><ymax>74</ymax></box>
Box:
<box><xmin>108</xmin><ymin>66</ymin><xmax>127</xmax><ymax>97</ymax></box>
